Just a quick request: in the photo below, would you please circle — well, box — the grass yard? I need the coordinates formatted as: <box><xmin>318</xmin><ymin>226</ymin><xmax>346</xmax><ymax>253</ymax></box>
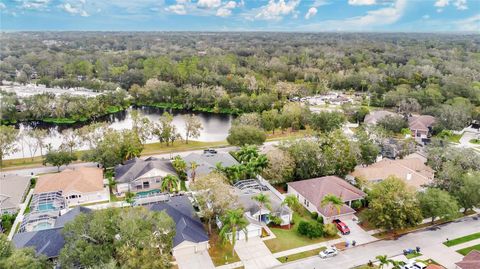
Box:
<box><xmin>264</xmin><ymin>210</ymin><xmax>338</xmax><ymax>253</ymax></box>
<box><xmin>277</xmin><ymin>247</ymin><xmax>326</xmax><ymax>263</ymax></box>
<box><xmin>405</xmin><ymin>252</ymin><xmax>422</xmax><ymax>259</ymax></box>
<box><xmin>457</xmin><ymin>244</ymin><xmax>480</xmax><ymax>256</ymax></box>
<box><xmin>208</xmin><ymin>230</ymin><xmax>240</xmax><ymax>266</ymax></box>
<box><xmin>444</xmin><ymin>232</ymin><xmax>480</xmax><ymax>247</ymax></box>
<box><xmin>469</xmin><ymin>139</ymin><xmax>480</xmax><ymax>144</ymax></box>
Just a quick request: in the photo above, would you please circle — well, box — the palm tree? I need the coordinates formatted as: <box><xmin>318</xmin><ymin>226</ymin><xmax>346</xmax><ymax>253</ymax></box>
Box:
<box><xmin>236</xmin><ymin>145</ymin><xmax>259</xmax><ymax>163</ymax></box>
<box><xmin>281</xmin><ymin>195</ymin><xmax>299</xmax><ymax>229</ymax></box>
<box><xmin>320</xmin><ymin>194</ymin><xmax>344</xmax><ymax>220</ymax></box>
<box><xmin>107</xmin><ymin>176</ymin><xmax>116</xmax><ymax>195</ymax></box>
<box><xmin>252</xmin><ymin>193</ymin><xmax>271</xmax><ymax>222</ymax></box>
<box><xmin>189</xmin><ymin>161</ymin><xmax>199</xmax><ymax>183</ymax></box>
<box><xmin>375</xmin><ymin>255</ymin><xmax>390</xmax><ymax>269</ymax></box>
<box><xmin>219</xmin><ymin>209</ymin><xmax>249</xmax><ymax>256</ymax></box>
<box><xmin>390</xmin><ymin>260</ymin><xmax>405</xmax><ymax>269</ymax></box>
<box><xmin>161</xmin><ymin>174</ymin><xmax>180</xmax><ymax>193</ymax></box>
<box><xmin>172</xmin><ymin>155</ymin><xmax>187</xmax><ymax>180</ymax></box>
<box><xmin>125</xmin><ymin>191</ymin><xmax>135</xmax><ymax>206</ymax></box>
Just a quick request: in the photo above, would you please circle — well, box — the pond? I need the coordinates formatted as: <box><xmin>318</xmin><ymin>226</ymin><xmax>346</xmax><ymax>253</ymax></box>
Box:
<box><xmin>6</xmin><ymin>106</ymin><xmax>233</xmax><ymax>160</ymax></box>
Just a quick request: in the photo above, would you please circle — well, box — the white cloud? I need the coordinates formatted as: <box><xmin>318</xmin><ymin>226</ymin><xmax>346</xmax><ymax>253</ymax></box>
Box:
<box><xmin>454</xmin><ymin>0</ymin><xmax>468</xmax><ymax>10</ymax></box>
<box><xmin>254</xmin><ymin>0</ymin><xmax>300</xmax><ymax>20</ymax></box>
<box><xmin>434</xmin><ymin>0</ymin><xmax>449</xmax><ymax>7</ymax></box>
<box><xmin>62</xmin><ymin>2</ymin><xmax>89</xmax><ymax>16</ymax></box>
<box><xmin>454</xmin><ymin>14</ymin><xmax>480</xmax><ymax>31</ymax></box>
<box><xmin>0</xmin><ymin>3</ymin><xmax>6</xmax><ymax>10</ymax></box>
<box><xmin>313</xmin><ymin>0</ymin><xmax>330</xmax><ymax>7</ymax></box>
<box><xmin>224</xmin><ymin>1</ymin><xmax>237</xmax><ymax>9</ymax></box>
<box><xmin>422</xmin><ymin>14</ymin><xmax>430</xmax><ymax>19</ymax></box>
<box><xmin>197</xmin><ymin>0</ymin><xmax>221</xmax><ymax>9</ymax></box>
<box><xmin>20</xmin><ymin>0</ymin><xmax>51</xmax><ymax>10</ymax></box>
<box><xmin>216</xmin><ymin>7</ymin><xmax>231</xmax><ymax>17</ymax></box>
<box><xmin>165</xmin><ymin>4</ymin><xmax>187</xmax><ymax>15</ymax></box>
<box><xmin>305</xmin><ymin>7</ymin><xmax>317</xmax><ymax>19</ymax></box>
<box><xmin>348</xmin><ymin>0</ymin><xmax>376</xmax><ymax>5</ymax></box>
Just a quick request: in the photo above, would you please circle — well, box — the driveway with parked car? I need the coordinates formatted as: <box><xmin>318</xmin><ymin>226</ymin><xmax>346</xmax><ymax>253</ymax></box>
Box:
<box><xmin>340</xmin><ymin>217</ymin><xmax>377</xmax><ymax>245</ymax></box>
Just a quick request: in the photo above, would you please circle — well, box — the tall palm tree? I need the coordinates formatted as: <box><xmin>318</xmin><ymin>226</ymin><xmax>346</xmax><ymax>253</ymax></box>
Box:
<box><xmin>375</xmin><ymin>255</ymin><xmax>390</xmax><ymax>269</ymax></box>
<box><xmin>236</xmin><ymin>145</ymin><xmax>259</xmax><ymax>163</ymax></box>
<box><xmin>219</xmin><ymin>209</ymin><xmax>249</xmax><ymax>256</ymax></box>
<box><xmin>161</xmin><ymin>174</ymin><xmax>180</xmax><ymax>193</ymax></box>
<box><xmin>320</xmin><ymin>194</ymin><xmax>344</xmax><ymax>219</ymax></box>
<box><xmin>281</xmin><ymin>195</ymin><xmax>299</xmax><ymax>229</ymax></box>
<box><xmin>172</xmin><ymin>155</ymin><xmax>187</xmax><ymax>180</ymax></box>
<box><xmin>107</xmin><ymin>176</ymin><xmax>117</xmax><ymax>195</ymax></box>
<box><xmin>252</xmin><ymin>193</ymin><xmax>271</xmax><ymax>222</ymax></box>
<box><xmin>390</xmin><ymin>260</ymin><xmax>405</xmax><ymax>269</ymax></box>
<box><xmin>189</xmin><ymin>161</ymin><xmax>199</xmax><ymax>183</ymax></box>
<box><xmin>125</xmin><ymin>191</ymin><xmax>135</xmax><ymax>206</ymax></box>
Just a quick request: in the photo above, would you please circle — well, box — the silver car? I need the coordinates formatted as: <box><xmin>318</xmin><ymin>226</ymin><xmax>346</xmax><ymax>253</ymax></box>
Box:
<box><xmin>319</xmin><ymin>247</ymin><xmax>338</xmax><ymax>259</ymax></box>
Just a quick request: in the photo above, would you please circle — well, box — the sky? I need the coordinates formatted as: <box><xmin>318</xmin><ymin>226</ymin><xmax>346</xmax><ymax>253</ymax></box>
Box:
<box><xmin>0</xmin><ymin>0</ymin><xmax>479</xmax><ymax>32</ymax></box>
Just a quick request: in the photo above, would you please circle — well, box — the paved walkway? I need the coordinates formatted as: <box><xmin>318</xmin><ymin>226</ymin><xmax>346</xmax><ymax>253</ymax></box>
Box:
<box><xmin>8</xmin><ymin>188</ymin><xmax>33</xmax><ymax>240</ymax></box>
<box><xmin>175</xmin><ymin>250</ymin><xmax>215</xmax><ymax>269</ymax></box>
<box><xmin>216</xmin><ymin>261</ymin><xmax>244</xmax><ymax>269</ymax></box>
<box><xmin>234</xmin><ymin>237</ymin><xmax>280</xmax><ymax>269</ymax></box>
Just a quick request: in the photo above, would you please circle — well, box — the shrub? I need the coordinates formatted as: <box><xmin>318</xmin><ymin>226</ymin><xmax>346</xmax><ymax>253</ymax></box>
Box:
<box><xmin>311</xmin><ymin>212</ymin><xmax>319</xmax><ymax>220</ymax></box>
<box><xmin>323</xmin><ymin>223</ymin><xmax>338</xmax><ymax>237</ymax></box>
<box><xmin>269</xmin><ymin>215</ymin><xmax>282</xmax><ymax>226</ymax></box>
<box><xmin>317</xmin><ymin>215</ymin><xmax>324</xmax><ymax>224</ymax></box>
<box><xmin>351</xmin><ymin>200</ymin><xmax>362</xmax><ymax>209</ymax></box>
<box><xmin>297</xmin><ymin>220</ymin><xmax>324</xmax><ymax>238</ymax></box>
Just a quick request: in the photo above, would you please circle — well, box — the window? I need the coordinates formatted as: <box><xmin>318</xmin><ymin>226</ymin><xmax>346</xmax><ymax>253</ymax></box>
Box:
<box><xmin>143</xmin><ymin>181</ymin><xmax>150</xmax><ymax>189</ymax></box>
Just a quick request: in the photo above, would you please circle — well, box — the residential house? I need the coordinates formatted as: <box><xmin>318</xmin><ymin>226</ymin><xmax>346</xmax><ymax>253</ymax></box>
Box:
<box><xmin>455</xmin><ymin>250</ymin><xmax>480</xmax><ymax>269</ymax></box>
<box><xmin>408</xmin><ymin>115</ymin><xmax>436</xmax><ymax>140</ymax></box>
<box><xmin>183</xmin><ymin>150</ymin><xmax>239</xmax><ymax>180</ymax></box>
<box><xmin>364</xmin><ymin>110</ymin><xmax>400</xmax><ymax>125</ymax></box>
<box><xmin>148</xmin><ymin>195</ymin><xmax>209</xmax><ymax>256</ymax></box>
<box><xmin>13</xmin><ymin>206</ymin><xmax>92</xmax><ymax>261</ymax></box>
<box><xmin>34</xmin><ymin>167</ymin><xmax>109</xmax><ymax>206</ymax></box>
<box><xmin>349</xmin><ymin>157</ymin><xmax>434</xmax><ymax>190</ymax></box>
<box><xmin>0</xmin><ymin>174</ymin><xmax>31</xmax><ymax>215</ymax></box>
<box><xmin>114</xmin><ymin>157</ymin><xmax>177</xmax><ymax>194</ymax></box>
<box><xmin>287</xmin><ymin>176</ymin><xmax>366</xmax><ymax>222</ymax></box>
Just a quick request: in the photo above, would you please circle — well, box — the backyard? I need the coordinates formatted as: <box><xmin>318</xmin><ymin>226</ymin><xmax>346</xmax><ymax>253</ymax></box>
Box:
<box><xmin>264</xmin><ymin>209</ymin><xmax>339</xmax><ymax>253</ymax></box>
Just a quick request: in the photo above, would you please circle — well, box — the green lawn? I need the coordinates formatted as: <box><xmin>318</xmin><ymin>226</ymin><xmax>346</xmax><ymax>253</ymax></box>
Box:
<box><xmin>277</xmin><ymin>247</ymin><xmax>326</xmax><ymax>263</ymax></box>
<box><xmin>264</xmin><ymin>211</ymin><xmax>338</xmax><ymax>253</ymax></box>
<box><xmin>444</xmin><ymin>232</ymin><xmax>480</xmax><ymax>247</ymax></box>
<box><xmin>208</xmin><ymin>230</ymin><xmax>240</xmax><ymax>266</ymax></box>
<box><xmin>405</xmin><ymin>252</ymin><xmax>422</xmax><ymax>259</ymax></box>
<box><xmin>469</xmin><ymin>139</ymin><xmax>480</xmax><ymax>144</ymax></box>
<box><xmin>457</xmin><ymin>244</ymin><xmax>480</xmax><ymax>256</ymax></box>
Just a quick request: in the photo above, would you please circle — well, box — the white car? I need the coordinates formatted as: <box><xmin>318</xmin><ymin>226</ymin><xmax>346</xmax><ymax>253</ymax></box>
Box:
<box><xmin>413</xmin><ymin>262</ymin><xmax>427</xmax><ymax>269</ymax></box>
<box><xmin>319</xmin><ymin>247</ymin><xmax>338</xmax><ymax>259</ymax></box>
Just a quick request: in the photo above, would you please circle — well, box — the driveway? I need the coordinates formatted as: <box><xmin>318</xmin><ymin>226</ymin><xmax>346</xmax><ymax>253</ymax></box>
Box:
<box><xmin>341</xmin><ymin>218</ymin><xmax>377</xmax><ymax>245</ymax></box>
<box><xmin>174</xmin><ymin>250</ymin><xmax>215</xmax><ymax>269</ymax></box>
<box><xmin>234</xmin><ymin>237</ymin><xmax>281</xmax><ymax>269</ymax></box>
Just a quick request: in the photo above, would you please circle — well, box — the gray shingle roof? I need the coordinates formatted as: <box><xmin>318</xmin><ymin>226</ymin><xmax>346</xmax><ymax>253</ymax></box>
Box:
<box><xmin>12</xmin><ymin>206</ymin><xmax>90</xmax><ymax>259</ymax></box>
<box><xmin>0</xmin><ymin>174</ymin><xmax>31</xmax><ymax>211</ymax></box>
<box><xmin>114</xmin><ymin>157</ymin><xmax>176</xmax><ymax>183</ymax></box>
<box><xmin>148</xmin><ymin>196</ymin><xmax>209</xmax><ymax>247</ymax></box>
<box><xmin>183</xmin><ymin>152</ymin><xmax>239</xmax><ymax>178</ymax></box>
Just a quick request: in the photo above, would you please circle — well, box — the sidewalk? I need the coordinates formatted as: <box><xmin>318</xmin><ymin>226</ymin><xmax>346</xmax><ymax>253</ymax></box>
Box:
<box><xmin>272</xmin><ymin>238</ymin><xmax>344</xmax><ymax>258</ymax></box>
<box><xmin>8</xmin><ymin>188</ymin><xmax>33</xmax><ymax>240</ymax></box>
<box><xmin>451</xmin><ymin>238</ymin><xmax>480</xmax><ymax>251</ymax></box>
<box><xmin>216</xmin><ymin>261</ymin><xmax>244</xmax><ymax>269</ymax></box>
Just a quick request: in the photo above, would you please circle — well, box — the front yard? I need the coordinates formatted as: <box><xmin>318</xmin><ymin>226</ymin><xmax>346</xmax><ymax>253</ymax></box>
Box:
<box><xmin>207</xmin><ymin>229</ymin><xmax>240</xmax><ymax>266</ymax></box>
<box><xmin>457</xmin><ymin>244</ymin><xmax>480</xmax><ymax>256</ymax></box>
<box><xmin>277</xmin><ymin>247</ymin><xmax>326</xmax><ymax>263</ymax></box>
<box><xmin>444</xmin><ymin>232</ymin><xmax>480</xmax><ymax>247</ymax></box>
<box><xmin>264</xmin><ymin>210</ymin><xmax>339</xmax><ymax>253</ymax></box>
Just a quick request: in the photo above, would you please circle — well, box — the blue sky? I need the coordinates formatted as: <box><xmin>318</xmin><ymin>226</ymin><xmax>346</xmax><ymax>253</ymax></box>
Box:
<box><xmin>0</xmin><ymin>0</ymin><xmax>479</xmax><ymax>31</ymax></box>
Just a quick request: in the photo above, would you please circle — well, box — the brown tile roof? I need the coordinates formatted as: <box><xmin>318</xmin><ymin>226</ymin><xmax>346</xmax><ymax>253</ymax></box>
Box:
<box><xmin>34</xmin><ymin>167</ymin><xmax>104</xmax><ymax>194</ymax></box>
<box><xmin>456</xmin><ymin>250</ymin><xmax>480</xmax><ymax>269</ymax></box>
<box><xmin>408</xmin><ymin>115</ymin><xmax>436</xmax><ymax>131</ymax></box>
<box><xmin>350</xmin><ymin>158</ymin><xmax>434</xmax><ymax>189</ymax></box>
<box><xmin>288</xmin><ymin>176</ymin><xmax>365</xmax><ymax>217</ymax></box>
<box><xmin>426</xmin><ymin>264</ymin><xmax>445</xmax><ymax>269</ymax></box>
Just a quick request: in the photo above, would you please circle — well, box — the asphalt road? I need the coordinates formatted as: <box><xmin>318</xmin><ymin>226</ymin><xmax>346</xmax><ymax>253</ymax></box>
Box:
<box><xmin>275</xmin><ymin>214</ymin><xmax>480</xmax><ymax>269</ymax></box>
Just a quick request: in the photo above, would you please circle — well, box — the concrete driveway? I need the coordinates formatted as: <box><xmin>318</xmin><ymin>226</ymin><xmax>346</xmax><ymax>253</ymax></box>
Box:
<box><xmin>174</xmin><ymin>250</ymin><xmax>215</xmax><ymax>269</ymax></box>
<box><xmin>234</xmin><ymin>237</ymin><xmax>281</xmax><ymax>269</ymax></box>
<box><xmin>341</xmin><ymin>218</ymin><xmax>377</xmax><ymax>245</ymax></box>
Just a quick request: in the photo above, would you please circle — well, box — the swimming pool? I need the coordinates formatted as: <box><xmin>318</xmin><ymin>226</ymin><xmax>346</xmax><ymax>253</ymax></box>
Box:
<box><xmin>33</xmin><ymin>221</ymin><xmax>53</xmax><ymax>231</ymax></box>
<box><xmin>136</xmin><ymin>189</ymin><xmax>161</xmax><ymax>198</ymax></box>
<box><xmin>37</xmin><ymin>203</ymin><xmax>55</xmax><ymax>212</ymax></box>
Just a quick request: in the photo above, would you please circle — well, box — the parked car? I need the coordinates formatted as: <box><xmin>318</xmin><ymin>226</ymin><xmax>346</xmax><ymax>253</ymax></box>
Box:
<box><xmin>413</xmin><ymin>262</ymin><xmax>427</xmax><ymax>269</ymax></box>
<box><xmin>403</xmin><ymin>248</ymin><xmax>416</xmax><ymax>255</ymax></box>
<box><xmin>401</xmin><ymin>262</ymin><xmax>415</xmax><ymax>269</ymax></box>
<box><xmin>319</xmin><ymin>246</ymin><xmax>338</xmax><ymax>259</ymax></box>
<box><xmin>332</xmin><ymin>219</ymin><xmax>350</xmax><ymax>235</ymax></box>
<box><xmin>204</xmin><ymin>149</ymin><xmax>217</xmax><ymax>154</ymax></box>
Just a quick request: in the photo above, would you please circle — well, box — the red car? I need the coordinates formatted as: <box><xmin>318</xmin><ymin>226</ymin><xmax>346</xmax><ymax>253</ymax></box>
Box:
<box><xmin>332</xmin><ymin>219</ymin><xmax>350</xmax><ymax>235</ymax></box>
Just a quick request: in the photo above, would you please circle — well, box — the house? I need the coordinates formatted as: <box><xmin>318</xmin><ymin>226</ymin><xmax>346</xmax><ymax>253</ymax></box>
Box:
<box><xmin>364</xmin><ymin>110</ymin><xmax>400</xmax><ymax>125</ymax></box>
<box><xmin>12</xmin><ymin>206</ymin><xmax>92</xmax><ymax>260</ymax></box>
<box><xmin>114</xmin><ymin>157</ymin><xmax>177</xmax><ymax>194</ymax></box>
<box><xmin>0</xmin><ymin>174</ymin><xmax>31</xmax><ymax>214</ymax></box>
<box><xmin>183</xmin><ymin>150</ymin><xmax>239</xmax><ymax>180</ymax></box>
<box><xmin>408</xmin><ymin>115</ymin><xmax>436</xmax><ymax>140</ymax></box>
<box><xmin>287</xmin><ymin>176</ymin><xmax>365</xmax><ymax>222</ymax></box>
<box><xmin>455</xmin><ymin>250</ymin><xmax>480</xmax><ymax>269</ymax></box>
<box><xmin>148</xmin><ymin>195</ymin><xmax>209</xmax><ymax>256</ymax></box>
<box><xmin>349</xmin><ymin>157</ymin><xmax>434</xmax><ymax>190</ymax></box>
<box><xmin>34</xmin><ymin>167</ymin><xmax>109</xmax><ymax>206</ymax></box>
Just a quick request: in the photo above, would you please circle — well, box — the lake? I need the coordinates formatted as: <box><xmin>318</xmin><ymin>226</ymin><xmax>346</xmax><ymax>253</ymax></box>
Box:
<box><xmin>6</xmin><ymin>106</ymin><xmax>233</xmax><ymax>160</ymax></box>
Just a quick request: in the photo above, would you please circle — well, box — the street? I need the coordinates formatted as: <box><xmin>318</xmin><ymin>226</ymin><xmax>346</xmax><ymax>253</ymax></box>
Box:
<box><xmin>275</xmin><ymin>214</ymin><xmax>480</xmax><ymax>269</ymax></box>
